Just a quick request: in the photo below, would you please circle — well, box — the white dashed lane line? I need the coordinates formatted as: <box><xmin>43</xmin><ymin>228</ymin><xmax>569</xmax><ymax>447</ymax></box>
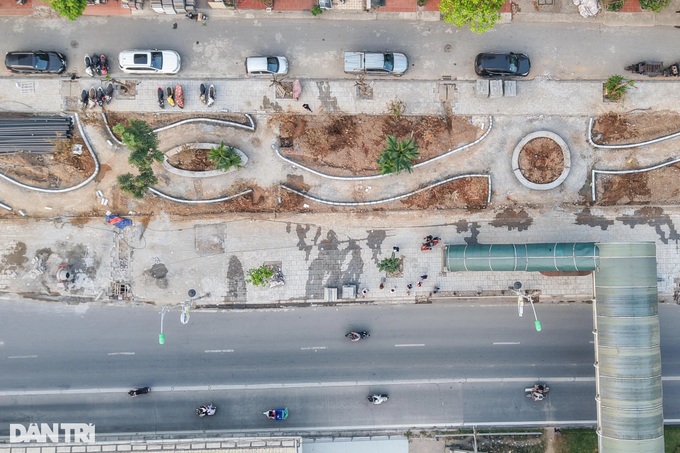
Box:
<box><xmin>107</xmin><ymin>352</ymin><xmax>135</xmax><ymax>356</ymax></box>
<box><xmin>493</xmin><ymin>342</ymin><xmax>521</xmax><ymax>345</ymax></box>
<box><xmin>8</xmin><ymin>355</ymin><xmax>37</xmax><ymax>359</ymax></box>
<box><xmin>301</xmin><ymin>346</ymin><xmax>327</xmax><ymax>350</ymax></box>
<box><xmin>204</xmin><ymin>349</ymin><xmax>234</xmax><ymax>353</ymax></box>
<box><xmin>395</xmin><ymin>344</ymin><xmax>425</xmax><ymax>348</ymax></box>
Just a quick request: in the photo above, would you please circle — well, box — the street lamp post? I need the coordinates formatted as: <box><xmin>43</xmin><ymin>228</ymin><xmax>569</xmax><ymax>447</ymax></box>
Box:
<box><xmin>159</xmin><ymin>306</ymin><xmax>170</xmax><ymax>345</ymax></box>
<box><xmin>512</xmin><ymin>281</ymin><xmax>542</xmax><ymax>332</ymax></box>
<box><xmin>158</xmin><ymin>289</ymin><xmax>197</xmax><ymax>344</ymax></box>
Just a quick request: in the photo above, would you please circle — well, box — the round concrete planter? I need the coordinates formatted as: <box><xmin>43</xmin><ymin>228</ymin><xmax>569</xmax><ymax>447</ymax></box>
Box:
<box><xmin>163</xmin><ymin>142</ymin><xmax>248</xmax><ymax>178</ymax></box>
<box><xmin>512</xmin><ymin>131</ymin><xmax>570</xmax><ymax>191</ymax></box>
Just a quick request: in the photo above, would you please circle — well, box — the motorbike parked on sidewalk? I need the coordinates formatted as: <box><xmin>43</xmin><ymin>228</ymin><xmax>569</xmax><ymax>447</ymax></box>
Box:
<box><xmin>84</xmin><ymin>55</ymin><xmax>95</xmax><ymax>77</ymax></box>
<box><xmin>157</xmin><ymin>87</ymin><xmax>165</xmax><ymax>109</ymax></box>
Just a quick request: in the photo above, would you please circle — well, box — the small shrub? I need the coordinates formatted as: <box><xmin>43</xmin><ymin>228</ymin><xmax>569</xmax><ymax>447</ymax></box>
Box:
<box><xmin>378</xmin><ymin>252</ymin><xmax>401</xmax><ymax>273</ymax></box>
<box><xmin>417</xmin><ymin>0</ymin><xmax>427</xmax><ymax>6</ymax></box>
<box><xmin>606</xmin><ymin>0</ymin><xmax>624</xmax><ymax>11</ymax></box>
<box><xmin>311</xmin><ymin>4</ymin><xmax>323</xmax><ymax>15</ymax></box>
<box><xmin>208</xmin><ymin>141</ymin><xmax>242</xmax><ymax>172</ymax></box>
<box><xmin>604</xmin><ymin>75</ymin><xmax>635</xmax><ymax>102</ymax></box>
<box><xmin>387</xmin><ymin>98</ymin><xmax>406</xmax><ymax>119</ymax></box>
<box><xmin>246</xmin><ymin>264</ymin><xmax>275</xmax><ymax>287</ymax></box>
<box><xmin>377</xmin><ymin>135</ymin><xmax>420</xmax><ymax>175</ymax></box>
<box><xmin>639</xmin><ymin>0</ymin><xmax>670</xmax><ymax>12</ymax></box>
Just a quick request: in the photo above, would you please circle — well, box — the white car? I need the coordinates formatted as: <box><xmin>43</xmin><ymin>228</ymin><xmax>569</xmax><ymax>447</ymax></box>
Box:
<box><xmin>118</xmin><ymin>49</ymin><xmax>181</xmax><ymax>75</ymax></box>
<box><xmin>245</xmin><ymin>56</ymin><xmax>288</xmax><ymax>76</ymax></box>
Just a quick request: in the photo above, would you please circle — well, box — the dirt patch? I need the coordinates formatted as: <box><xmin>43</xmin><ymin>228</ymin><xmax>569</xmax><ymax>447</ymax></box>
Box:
<box><xmin>597</xmin><ymin>163</ymin><xmax>680</xmax><ymax>205</ymax></box>
<box><xmin>271</xmin><ymin>113</ymin><xmax>481</xmax><ymax>176</ymax></box>
<box><xmin>167</xmin><ymin>148</ymin><xmax>216</xmax><ymax>172</ymax></box>
<box><xmin>518</xmin><ymin>137</ymin><xmax>564</xmax><ymax>184</ymax></box>
<box><xmin>0</xmin><ymin>136</ymin><xmax>96</xmax><ymax>189</ymax></box>
<box><xmin>592</xmin><ymin>111</ymin><xmax>680</xmax><ymax>145</ymax></box>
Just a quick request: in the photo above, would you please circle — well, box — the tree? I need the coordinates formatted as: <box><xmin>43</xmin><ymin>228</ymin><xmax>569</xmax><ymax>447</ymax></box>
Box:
<box><xmin>439</xmin><ymin>0</ymin><xmax>505</xmax><ymax>34</ymax></box>
<box><xmin>639</xmin><ymin>0</ymin><xmax>670</xmax><ymax>11</ymax></box>
<box><xmin>48</xmin><ymin>0</ymin><xmax>86</xmax><ymax>20</ymax></box>
<box><xmin>113</xmin><ymin>120</ymin><xmax>162</xmax><ymax>167</ymax></box>
<box><xmin>378</xmin><ymin>252</ymin><xmax>401</xmax><ymax>274</ymax></box>
<box><xmin>208</xmin><ymin>142</ymin><xmax>242</xmax><ymax>172</ymax></box>
<box><xmin>377</xmin><ymin>135</ymin><xmax>420</xmax><ymax>175</ymax></box>
<box><xmin>246</xmin><ymin>264</ymin><xmax>275</xmax><ymax>287</ymax></box>
<box><xmin>117</xmin><ymin>168</ymin><xmax>158</xmax><ymax>199</ymax></box>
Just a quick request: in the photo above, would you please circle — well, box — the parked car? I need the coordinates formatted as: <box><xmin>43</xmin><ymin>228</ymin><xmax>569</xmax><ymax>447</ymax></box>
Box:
<box><xmin>4</xmin><ymin>51</ymin><xmax>66</xmax><ymax>74</ymax></box>
<box><xmin>474</xmin><ymin>52</ymin><xmax>531</xmax><ymax>78</ymax></box>
<box><xmin>344</xmin><ymin>51</ymin><xmax>408</xmax><ymax>76</ymax></box>
<box><xmin>245</xmin><ymin>56</ymin><xmax>288</xmax><ymax>76</ymax></box>
<box><xmin>118</xmin><ymin>49</ymin><xmax>181</xmax><ymax>74</ymax></box>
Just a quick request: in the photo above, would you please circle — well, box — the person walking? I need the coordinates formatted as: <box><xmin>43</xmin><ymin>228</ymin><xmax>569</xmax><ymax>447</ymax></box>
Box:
<box><xmin>302</xmin><ymin>104</ymin><xmax>312</xmax><ymax>112</ymax></box>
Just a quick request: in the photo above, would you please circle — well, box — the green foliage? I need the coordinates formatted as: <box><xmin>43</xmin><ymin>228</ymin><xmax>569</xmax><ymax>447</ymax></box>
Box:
<box><xmin>311</xmin><ymin>4</ymin><xmax>323</xmax><ymax>15</ymax></box>
<box><xmin>604</xmin><ymin>74</ymin><xmax>635</xmax><ymax>102</ymax></box>
<box><xmin>606</xmin><ymin>0</ymin><xmax>624</xmax><ymax>11</ymax></box>
<box><xmin>388</xmin><ymin>99</ymin><xmax>406</xmax><ymax>119</ymax></box>
<box><xmin>246</xmin><ymin>264</ymin><xmax>275</xmax><ymax>287</ymax></box>
<box><xmin>208</xmin><ymin>141</ymin><xmax>242</xmax><ymax>172</ymax></box>
<box><xmin>554</xmin><ymin>428</ymin><xmax>598</xmax><ymax>453</ymax></box>
<box><xmin>48</xmin><ymin>0</ymin><xmax>86</xmax><ymax>20</ymax></box>
<box><xmin>640</xmin><ymin>0</ymin><xmax>670</xmax><ymax>12</ymax></box>
<box><xmin>665</xmin><ymin>426</ymin><xmax>680</xmax><ymax>453</ymax></box>
<box><xmin>377</xmin><ymin>252</ymin><xmax>401</xmax><ymax>273</ymax></box>
<box><xmin>439</xmin><ymin>0</ymin><xmax>505</xmax><ymax>34</ymax></box>
<box><xmin>416</xmin><ymin>0</ymin><xmax>427</xmax><ymax>6</ymax></box>
<box><xmin>113</xmin><ymin>119</ymin><xmax>162</xmax><ymax>198</ymax></box>
<box><xmin>377</xmin><ymin>135</ymin><xmax>420</xmax><ymax>175</ymax></box>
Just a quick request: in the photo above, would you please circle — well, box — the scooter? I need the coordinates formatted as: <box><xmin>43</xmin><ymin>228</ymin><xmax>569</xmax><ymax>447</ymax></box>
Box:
<box><xmin>104</xmin><ymin>83</ymin><xmax>114</xmax><ymax>104</ymax></box>
<box><xmin>92</xmin><ymin>53</ymin><xmax>102</xmax><ymax>76</ymax></box>
<box><xmin>195</xmin><ymin>404</ymin><xmax>217</xmax><ymax>417</ymax></box>
<box><xmin>80</xmin><ymin>89</ymin><xmax>89</xmax><ymax>107</ymax></box>
<box><xmin>157</xmin><ymin>87</ymin><xmax>165</xmax><ymax>109</ymax></box>
<box><xmin>95</xmin><ymin>86</ymin><xmax>105</xmax><ymax>107</ymax></box>
<box><xmin>99</xmin><ymin>54</ymin><xmax>109</xmax><ymax>76</ymax></box>
<box><xmin>346</xmin><ymin>331</ymin><xmax>370</xmax><ymax>342</ymax></box>
<box><xmin>367</xmin><ymin>394</ymin><xmax>389</xmax><ymax>405</ymax></box>
<box><xmin>128</xmin><ymin>387</ymin><xmax>150</xmax><ymax>397</ymax></box>
<box><xmin>525</xmin><ymin>384</ymin><xmax>549</xmax><ymax>401</ymax></box>
<box><xmin>84</xmin><ymin>55</ymin><xmax>95</xmax><ymax>77</ymax></box>
<box><xmin>166</xmin><ymin>87</ymin><xmax>175</xmax><ymax>107</ymax></box>
<box><xmin>207</xmin><ymin>84</ymin><xmax>215</xmax><ymax>107</ymax></box>
<box><xmin>88</xmin><ymin>87</ymin><xmax>97</xmax><ymax>108</ymax></box>
<box><xmin>199</xmin><ymin>83</ymin><xmax>208</xmax><ymax>105</ymax></box>
<box><xmin>175</xmin><ymin>83</ymin><xmax>184</xmax><ymax>109</ymax></box>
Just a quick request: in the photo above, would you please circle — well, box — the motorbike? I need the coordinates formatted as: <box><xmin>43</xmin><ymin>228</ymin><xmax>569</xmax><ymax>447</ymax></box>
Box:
<box><xmin>186</xmin><ymin>11</ymin><xmax>208</xmax><ymax>20</ymax></box>
<box><xmin>166</xmin><ymin>87</ymin><xmax>175</xmax><ymax>107</ymax></box>
<box><xmin>525</xmin><ymin>384</ymin><xmax>549</xmax><ymax>401</ymax></box>
<box><xmin>95</xmin><ymin>86</ymin><xmax>105</xmax><ymax>107</ymax></box>
<box><xmin>104</xmin><ymin>83</ymin><xmax>114</xmax><ymax>104</ymax></box>
<box><xmin>84</xmin><ymin>55</ymin><xmax>95</xmax><ymax>77</ymax></box>
<box><xmin>207</xmin><ymin>84</ymin><xmax>215</xmax><ymax>107</ymax></box>
<box><xmin>128</xmin><ymin>387</ymin><xmax>150</xmax><ymax>397</ymax></box>
<box><xmin>80</xmin><ymin>89</ymin><xmax>89</xmax><ymax>108</ymax></box>
<box><xmin>99</xmin><ymin>54</ymin><xmax>109</xmax><ymax>76</ymax></box>
<box><xmin>175</xmin><ymin>84</ymin><xmax>184</xmax><ymax>109</ymax></box>
<box><xmin>88</xmin><ymin>87</ymin><xmax>97</xmax><ymax>108</ymax></box>
<box><xmin>195</xmin><ymin>403</ymin><xmax>217</xmax><ymax>417</ymax></box>
<box><xmin>92</xmin><ymin>53</ymin><xmax>102</xmax><ymax>76</ymax></box>
<box><xmin>263</xmin><ymin>407</ymin><xmax>288</xmax><ymax>421</ymax></box>
<box><xmin>346</xmin><ymin>331</ymin><xmax>370</xmax><ymax>342</ymax></box>
<box><xmin>157</xmin><ymin>87</ymin><xmax>165</xmax><ymax>109</ymax></box>
<box><xmin>199</xmin><ymin>83</ymin><xmax>207</xmax><ymax>105</ymax></box>
<box><xmin>367</xmin><ymin>394</ymin><xmax>389</xmax><ymax>405</ymax></box>
<box><xmin>292</xmin><ymin>79</ymin><xmax>302</xmax><ymax>101</ymax></box>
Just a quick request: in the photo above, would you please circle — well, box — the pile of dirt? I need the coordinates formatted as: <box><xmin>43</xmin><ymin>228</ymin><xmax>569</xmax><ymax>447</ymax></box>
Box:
<box><xmin>592</xmin><ymin>111</ymin><xmax>680</xmax><ymax>145</ymax></box>
<box><xmin>518</xmin><ymin>137</ymin><xmax>564</xmax><ymax>184</ymax></box>
<box><xmin>597</xmin><ymin>163</ymin><xmax>680</xmax><ymax>205</ymax></box>
<box><xmin>167</xmin><ymin>148</ymin><xmax>215</xmax><ymax>172</ymax></box>
<box><xmin>271</xmin><ymin>113</ymin><xmax>481</xmax><ymax>176</ymax></box>
<box><xmin>0</xmin><ymin>137</ymin><xmax>95</xmax><ymax>189</ymax></box>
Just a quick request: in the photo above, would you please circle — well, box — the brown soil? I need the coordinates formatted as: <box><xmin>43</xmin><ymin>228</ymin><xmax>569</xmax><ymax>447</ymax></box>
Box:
<box><xmin>518</xmin><ymin>137</ymin><xmax>564</xmax><ymax>184</ymax></box>
<box><xmin>0</xmin><ymin>136</ymin><xmax>96</xmax><ymax>189</ymax></box>
<box><xmin>167</xmin><ymin>148</ymin><xmax>215</xmax><ymax>172</ymax></box>
<box><xmin>597</xmin><ymin>163</ymin><xmax>680</xmax><ymax>205</ymax></box>
<box><xmin>270</xmin><ymin>113</ymin><xmax>481</xmax><ymax>176</ymax></box>
<box><xmin>592</xmin><ymin>111</ymin><xmax>680</xmax><ymax>145</ymax></box>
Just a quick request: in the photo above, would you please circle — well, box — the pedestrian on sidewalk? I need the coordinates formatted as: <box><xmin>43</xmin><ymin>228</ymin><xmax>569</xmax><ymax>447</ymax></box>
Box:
<box><xmin>420</xmin><ymin>274</ymin><xmax>428</xmax><ymax>281</ymax></box>
<box><xmin>302</xmin><ymin>104</ymin><xmax>312</xmax><ymax>112</ymax></box>
<box><xmin>407</xmin><ymin>283</ymin><xmax>413</xmax><ymax>290</ymax></box>
<box><xmin>393</xmin><ymin>245</ymin><xmax>400</xmax><ymax>252</ymax></box>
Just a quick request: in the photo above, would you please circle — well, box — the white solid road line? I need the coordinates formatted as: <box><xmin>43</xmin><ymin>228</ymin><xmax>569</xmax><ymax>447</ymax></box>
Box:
<box><xmin>204</xmin><ymin>349</ymin><xmax>234</xmax><ymax>353</ymax></box>
<box><xmin>394</xmin><ymin>344</ymin><xmax>425</xmax><ymax>347</ymax></box>
<box><xmin>493</xmin><ymin>342</ymin><xmax>521</xmax><ymax>345</ymax></box>
<box><xmin>8</xmin><ymin>355</ymin><xmax>37</xmax><ymax>359</ymax></box>
<box><xmin>301</xmin><ymin>346</ymin><xmax>327</xmax><ymax>350</ymax></box>
<box><xmin>107</xmin><ymin>352</ymin><xmax>135</xmax><ymax>356</ymax></box>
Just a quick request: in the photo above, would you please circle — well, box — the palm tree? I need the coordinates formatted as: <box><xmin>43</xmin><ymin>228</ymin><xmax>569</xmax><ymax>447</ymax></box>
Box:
<box><xmin>377</xmin><ymin>135</ymin><xmax>419</xmax><ymax>175</ymax></box>
<box><xmin>208</xmin><ymin>141</ymin><xmax>242</xmax><ymax>172</ymax></box>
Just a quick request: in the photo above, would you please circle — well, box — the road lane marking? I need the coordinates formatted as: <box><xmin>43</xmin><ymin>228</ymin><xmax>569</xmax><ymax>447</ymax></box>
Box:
<box><xmin>205</xmin><ymin>349</ymin><xmax>234</xmax><ymax>353</ymax></box>
<box><xmin>300</xmin><ymin>347</ymin><xmax>327</xmax><ymax>350</ymax></box>
<box><xmin>8</xmin><ymin>355</ymin><xmax>37</xmax><ymax>359</ymax></box>
<box><xmin>493</xmin><ymin>342</ymin><xmax>520</xmax><ymax>345</ymax></box>
<box><xmin>107</xmin><ymin>352</ymin><xmax>135</xmax><ymax>356</ymax></box>
<box><xmin>395</xmin><ymin>344</ymin><xmax>425</xmax><ymax>347</ymax></box>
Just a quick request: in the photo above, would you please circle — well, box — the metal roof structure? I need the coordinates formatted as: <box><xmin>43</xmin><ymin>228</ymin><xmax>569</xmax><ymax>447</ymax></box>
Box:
<box><xmin>444</xmin><ymin>242</ymin><xmax>664</xmax><ymax>452</ymax></box>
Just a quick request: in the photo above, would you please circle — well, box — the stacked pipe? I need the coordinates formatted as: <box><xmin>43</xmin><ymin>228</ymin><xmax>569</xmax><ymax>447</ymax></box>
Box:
<box><xmin>0</xmin><ymin>116</ymin><xmax>73</xmax><ymax>154</ymax></box>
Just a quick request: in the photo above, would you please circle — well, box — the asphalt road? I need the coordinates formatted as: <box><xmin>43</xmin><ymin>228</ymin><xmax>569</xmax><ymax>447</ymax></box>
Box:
<box><xmin>1</xmin><ymin>17</ymin><xmax>679</xmax><ymax>80</ymax></box>
<box><xmin>3</xmin><ymin>299</ymin><xmax>680</xmax><ymax>433</ymax></box>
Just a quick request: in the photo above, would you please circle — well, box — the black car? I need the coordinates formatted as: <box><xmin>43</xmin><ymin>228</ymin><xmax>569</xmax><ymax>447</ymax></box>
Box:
<box><xmin>474</xmin><ymin>52</ymin><xmax>531</xmax><ymax>78</ymax></box>
<box><xmin>5</xmin><ymin>51</ymin><xmax>67</xmax><ymax>74</ymax></box>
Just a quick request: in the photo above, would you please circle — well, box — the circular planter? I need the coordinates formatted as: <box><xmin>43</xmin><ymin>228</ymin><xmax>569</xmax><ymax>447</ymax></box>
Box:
<box><xmin>163</xmin><ymin>142</ymin><xmax>248</xmax><ymax>178</ymax></box>
<box><xmin>512</xmin><ymin>131</ymin><xmax>570</xmax><ymax>191</ymax></box>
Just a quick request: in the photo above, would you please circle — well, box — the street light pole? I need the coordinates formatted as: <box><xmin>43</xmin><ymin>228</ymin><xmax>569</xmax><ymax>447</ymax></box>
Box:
<box><xmin>512</xmin><ymin>282</ymin><xmax>542</xmax><ymax>332</ymax></box>
<box><xmin>159</xmin><ymin>306</ymin><xmax>169</xmax><ymax>345</ymax></box>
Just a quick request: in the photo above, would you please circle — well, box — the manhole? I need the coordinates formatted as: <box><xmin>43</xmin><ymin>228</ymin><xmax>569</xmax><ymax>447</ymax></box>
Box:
<box><xmin>444</xmin><ymin>44</ymin><xmax>453</xmax><ymax>52</ymax></box>
<box><xmin>70</xmin><ymin>40</ymin><xmax>78</xmax><ymax>48</ymax></box>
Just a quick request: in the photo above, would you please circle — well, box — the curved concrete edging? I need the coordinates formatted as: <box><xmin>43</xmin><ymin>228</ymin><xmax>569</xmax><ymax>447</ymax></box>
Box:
<box><xmin>0</xmin><ymin>113</ymin><xmax>100</xmax><ymax>194</ymax></box>
<box><xmin>591</xmin><ymin>157</ymin><xmax>680</xmax><ymax>202</ymax></box>
<box><xmin>102</xmin><ymin>113</ymin><xmax>257</xmax><ymax>147</ymax></box>
<box><xmin>147</xmin><ymin>187</ymin><xmax>253</xmax><ymax>204</ymax></box>
<box><xmin>274</xmin><ymin>116</ymin><xmax>494</xmax><ymax>181</ymax></box>
<box><xmin>588</xmin><ymin>117</ymin><xmax>680</xmax><ymax>149</ymax></box>
<box><xmin>512</xmin><ymin>131</ymin><xmax>570</xmax><ymax>191</ymax></box>
<box><xmin>281</xmin><ymin>174</ymin><xmax>492</xmax><ymax>207</ymax></box>
<box><xmin>162</xmin><ymin>143</ymin><xmax>249</xmax><ymax>178</ymax></box>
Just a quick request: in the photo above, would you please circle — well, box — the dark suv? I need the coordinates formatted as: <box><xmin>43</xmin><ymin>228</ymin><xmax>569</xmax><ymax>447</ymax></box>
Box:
<box><xmin>5</xmin><ymin>51</ymin><xmax>66</xmax><ymax>74</ymax></box>
<box><xmin>474</xmin><ymin>52</ymin><xmax>531</xmax><ymax>78</ymax></box>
